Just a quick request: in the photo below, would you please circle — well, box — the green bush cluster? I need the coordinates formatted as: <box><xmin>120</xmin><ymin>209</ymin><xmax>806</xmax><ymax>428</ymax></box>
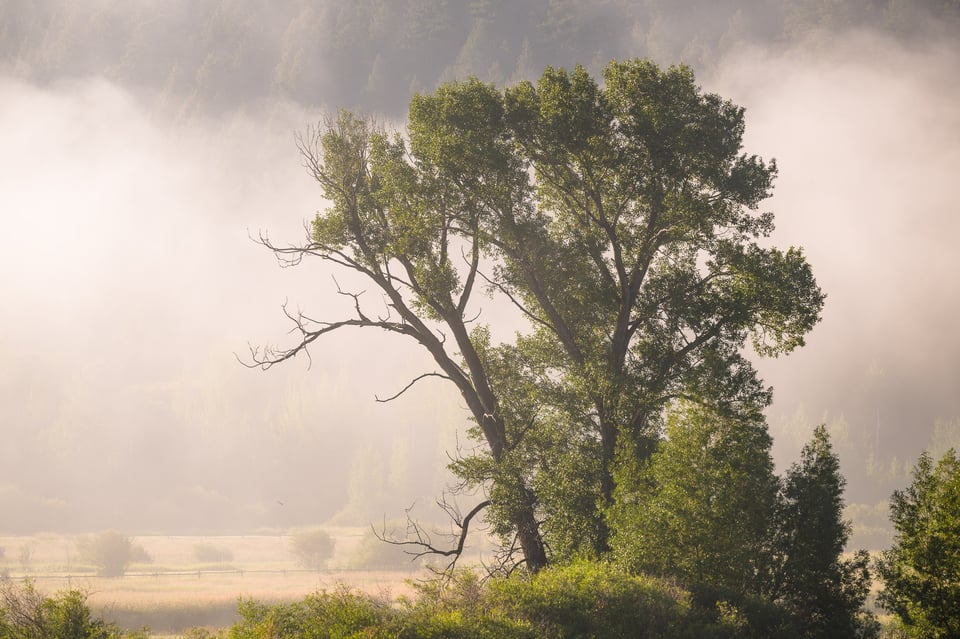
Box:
<box><xmin>0</xmin><ymin>560</ymin><xmax>915</xmax><ymax>638</ymax></box>
<box><xmin>0</xmin><ymin>580</ymin><xmax>147</xmax><ymax>639</ymax></box>
<box><xmin>218</xmin><ymin>562</ymin><xmax>820</xmax><ymax>639</ymax></box>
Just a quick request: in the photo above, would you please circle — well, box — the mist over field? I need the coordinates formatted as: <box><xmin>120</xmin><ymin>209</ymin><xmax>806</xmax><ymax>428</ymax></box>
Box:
<box><xmin>1</xmin><ymin>1</ymin><xmax>958</xmax><ymax>538</ymax></box>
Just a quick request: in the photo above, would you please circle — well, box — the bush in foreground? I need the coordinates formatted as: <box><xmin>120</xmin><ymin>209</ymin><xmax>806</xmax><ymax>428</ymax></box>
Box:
<box><xmin>226</xmin><ymin>587</ymin><xmax>396</xmax><ymax>639</ymax></box>
<box><xmin>0</xmin><ymin>579</ymin><xmax>147</xmax><ymax>639</ymax></box>
<box><xmin>1</xmin><ymin>561</ymin><xmax>888</xmax><ymax>638</ymax></box>
<box><xmin>222</xmin><ymin>562</ymin><xmax>817</xmax><ymax>639</ymax></box>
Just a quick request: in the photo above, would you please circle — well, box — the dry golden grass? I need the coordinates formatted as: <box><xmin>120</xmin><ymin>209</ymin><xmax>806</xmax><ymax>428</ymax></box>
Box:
<box><xmin>0</xmin><ymin>529</ymin><xmax>429</xmax><ymax>635</ymax></box>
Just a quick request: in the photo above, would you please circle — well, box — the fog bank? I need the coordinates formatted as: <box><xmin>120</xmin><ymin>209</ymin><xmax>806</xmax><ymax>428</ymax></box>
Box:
<box><xmin>1</xmin><ymin>21</ymin><xmax>959</xmax><ymax>533</ymax></box>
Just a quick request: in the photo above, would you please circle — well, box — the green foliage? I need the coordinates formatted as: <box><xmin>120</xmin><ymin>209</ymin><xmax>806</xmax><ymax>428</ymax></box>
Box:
<box><xmin>876</xmin><ymin>450</ymin><xmax>960</xmax><ymax>638</ymax></box>
<box><xmin>227</xmin><ymin>588</ymin><xmax>396</xmax><ymax>639</ymax></box>
<box><xmin>261</xmin><ymin>57</ymin><xmax>823</xmax><ymax>573</ymax></box>
<box><xmin>421</xmin><ymin>59</ymin><xmax>819</xmax><ymax>566</ymax></box>
<box><xmin>769</xmin><ymin>425</ymin><xmax>877</xmax><ymax>638</ymax></box>
<box><xmin>0</xmin><ymin>579</ymin><xmax>146</xmax><ymax>639</ymax></box>
<box><xmin>76</xmin><ymin>532</ymin><xmax>137</xmax><ymax>578</ymax></box>
<box><xmin>685</xmin><ymin>583</ymin><xmax>801</xmax><ymax>639</ymax></box>
<box><xmin>288</xmin><ymin>528</ymin><xmax>335</xmax><ymax>571</ymax></box>
<box><xmin>611</xmin><ymin>401</ymin><xmax>778</xmax><ymax>593</ymax></box>
<box><xmin>218</xmin><ymin>562</ymin><xmax>819</xmax><ymax>639</ymax></box>
<box><xmin>486</xmin><ymin>561</ymin><xmax>683</xmax><ymax>639</ymax></box>
<box><xmin>610</xmin><ymin>417</ymin><xmax>877</xmax><ymax>636</ymax></box>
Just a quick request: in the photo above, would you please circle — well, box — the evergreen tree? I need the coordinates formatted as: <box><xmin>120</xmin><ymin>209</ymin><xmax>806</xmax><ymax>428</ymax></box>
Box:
<box><xmin>770</xmin><ymin>425</ymin><xmax>876</xmax><ymax>638</ymax></box>
<box><xmin>876</xmin><ymin>450</ymin><xmax>960</xmax><ymax>638</ymax></box>
<box><xmin>611</xmin><ymin>401</ymin><xmax>778</xmax><ymax>593</ymax></box>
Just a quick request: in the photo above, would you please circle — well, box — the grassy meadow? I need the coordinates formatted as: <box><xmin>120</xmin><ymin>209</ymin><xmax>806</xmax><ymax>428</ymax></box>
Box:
<box><xmin>0</xmin><ymin>529</ymin><xmax>432</xmax><ymax>636</ymax></box>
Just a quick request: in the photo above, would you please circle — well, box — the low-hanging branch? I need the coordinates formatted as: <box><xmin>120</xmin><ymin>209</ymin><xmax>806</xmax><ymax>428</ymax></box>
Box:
<box><xmin>374</xmin><ymin>498</ymin><xmax>492</xmax><ymax>576</ymax></box>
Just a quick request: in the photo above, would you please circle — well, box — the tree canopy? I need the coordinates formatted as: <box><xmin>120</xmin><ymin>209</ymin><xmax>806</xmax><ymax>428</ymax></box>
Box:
<box><xmin>610</xmin><ymin>401</ymin><xmax>779</xmax><ymax>592</ymax></box>
<box><xmin>253</xmin><ymin>58</ymin><xmax>824</xmax><ymax>572</ymax></box>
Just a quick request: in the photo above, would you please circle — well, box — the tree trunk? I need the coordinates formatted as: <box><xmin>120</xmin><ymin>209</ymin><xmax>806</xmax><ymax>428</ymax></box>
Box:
<box><xmin>515</xmin><ymin>485</ymin><xmax>548</xmax><ymax>572</ymax></box>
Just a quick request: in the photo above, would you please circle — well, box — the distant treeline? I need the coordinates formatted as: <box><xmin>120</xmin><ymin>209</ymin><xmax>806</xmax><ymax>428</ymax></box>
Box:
<box><xmin>1</xmin><ymin>0</ymin><xmax>958</xmax><ymax>116</ymax></box>
<box><xmin>0</xmin><ymin>352</ymin><xmax>456</xmax><ymax>535</ymax></box>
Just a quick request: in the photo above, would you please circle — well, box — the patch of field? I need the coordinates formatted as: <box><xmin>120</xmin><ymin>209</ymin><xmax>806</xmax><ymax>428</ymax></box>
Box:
<box><xmin>83</xmin><ymin>568</ymin><xmax>419</xmax><ymax>635</ymax></box>
<box><xmin>0</xmin><ymin>530</ymin><xmax>433</xmax><ymax>635</ymax></box>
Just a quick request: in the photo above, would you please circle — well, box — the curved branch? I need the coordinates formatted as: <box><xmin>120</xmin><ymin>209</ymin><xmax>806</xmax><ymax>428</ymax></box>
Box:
<box><xmin>239</xmin><ymin>302</ymin><xmax>419</xmax><ymax>370</ymax></box>
<box><xmin>375</xmin><ymin>372</ymin><xmax>452</xmax><ymax>403</ymax></box>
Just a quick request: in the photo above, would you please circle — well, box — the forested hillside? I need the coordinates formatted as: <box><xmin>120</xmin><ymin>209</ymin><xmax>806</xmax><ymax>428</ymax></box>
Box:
<box><xmin>2</xmin><ymin>0</ymin><xmax>957</xmax><ymax>117</ymax></box>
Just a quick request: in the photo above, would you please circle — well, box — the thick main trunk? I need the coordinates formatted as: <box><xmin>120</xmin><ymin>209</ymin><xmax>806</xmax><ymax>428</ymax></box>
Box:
<box><xmin>442</xmin><ymin>311</ymin><xmax>550</xmax><ymax>573</ymax></box>
<box><xmin>515</xmin><ymin>485</ymin><xmax>548</xmax><ymax>572</ymax></box>
<box><xmin>595</xmin><ymin>410</ymin><xmax>617</xmax><ymax>555</ymax></box>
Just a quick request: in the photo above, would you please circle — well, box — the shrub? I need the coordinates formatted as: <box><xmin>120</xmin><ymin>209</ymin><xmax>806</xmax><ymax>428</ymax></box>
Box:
<box><xmin>686</xmin><ymin>583</ymin><xmax>802</xmax><ymax>639</ymax></box>
<box><xmin>217</xmin><ymin>561</ymin><xmax>818</xmax><ymax>639</ymax></box>
<box><xmin>0</xmin><ymin>579</ymin><xmax>148</xmax><ymax>639</ymax></box>
<box><xmin>486</xmin><ymin>561</ymin><xmax>685</xmax><ymax>639</ymax></box>
<box><xmin>129</xmin><ymin>544</ymin><xmax>152</xmax><ymax>565</ymax></box>
<box><xmin>228</xmin><ymin>588</ymin><xmax>395</xmax><ymax>639</ymax></box>
<box><xmin>288</xmin><ymin>528</ymin><xmax>335</xmax><ymax>571</ymax></box>
<box><xmin>76</xmin><ymin>532</ymin><xmax>136</xmax><ymax>577</ymax></box>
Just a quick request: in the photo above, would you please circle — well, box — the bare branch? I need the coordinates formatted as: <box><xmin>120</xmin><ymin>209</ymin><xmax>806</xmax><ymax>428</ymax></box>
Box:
<box><xmin>463</xmin><ymin>307</ymin><xmax>483</xmax><ymax>325</ymax></box>
<box><xmin>331</xmin><ymin>275</ymin><xmax>369</xmax><ymax>321</ymax></box>
<box><xmin>375</xmin><ymin>372</ymin><xmax>451</xmax><ymax>403</ymax></box>
<box><xmin>373</xmin><ymin>499</ymin><xmax>491</xmax><ymax>577</ymax></box>
<box><xmin>480</xmin><ymin>530</ymin><xmax>528</xmax><ymax>582</ymax></box>
<box><xmin>238</xmin><ymin>300</ymin><xmax>418</xmax><ymax>371</ymax></box>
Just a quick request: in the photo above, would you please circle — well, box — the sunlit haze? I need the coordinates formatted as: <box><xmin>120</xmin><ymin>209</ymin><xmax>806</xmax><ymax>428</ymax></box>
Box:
<box><xmin>2</xmin><ymin>3</ymin><xmax>959</xmax><ymax>541</ymax></box>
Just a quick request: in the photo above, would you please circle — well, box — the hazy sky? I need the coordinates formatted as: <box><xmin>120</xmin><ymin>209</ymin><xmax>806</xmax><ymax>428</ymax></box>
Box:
<box><xmin>1</xmin><ymin>9</ymin><xmax>958</xmax><ymax>533</ymax></box>
<box><xmin>709</xmin><ymin>32</ymin><xmax>960</xmax><ymax>464</ymax></box>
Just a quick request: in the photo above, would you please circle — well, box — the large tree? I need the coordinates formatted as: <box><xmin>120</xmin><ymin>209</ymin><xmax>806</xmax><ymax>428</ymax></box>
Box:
<box><xmin>251</xmin><ymin>59</ymin><xmax>823</xmax><ymax>572</ymax></box>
